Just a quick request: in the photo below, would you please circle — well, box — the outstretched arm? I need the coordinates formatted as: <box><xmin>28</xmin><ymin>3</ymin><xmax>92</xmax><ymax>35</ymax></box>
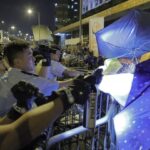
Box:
<box><xmin>63</xmin><ymin>68</ymin><xmax>84</xmax><ymax>78</ymax></box>
<box><xmin>0</xmin><ymin>98</ymin><xmax>63</xmax><ymax>150</ymax></box>
<box><xmin>0</xmin><ymin>78</ymin><xmax>91</xmax><ymax>150</ymax></box>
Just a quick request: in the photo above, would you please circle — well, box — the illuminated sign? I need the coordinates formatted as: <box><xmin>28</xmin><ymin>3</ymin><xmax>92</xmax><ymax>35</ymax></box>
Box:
<box><xmin>82</xmin><ymin>0</ymin><xmax>112</xmax><ymax>14</ymax></box>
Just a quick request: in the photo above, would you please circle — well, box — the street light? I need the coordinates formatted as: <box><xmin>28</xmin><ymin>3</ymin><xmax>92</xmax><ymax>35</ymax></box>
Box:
<box><xmin>1</xmin><ymin>20</ymin><xmax>5</xmax><ymax>24</ymax></box>
<box><xmin>27</xmin><ymin>8</ymin><xmax>41</xmax><ymax>41</ymax></box>
<box><xmin>27</xmin><ymin>9</ymin><xmax>33</xmax><ymax>14</ymax></box>
<box><xmin>10</xmin><ymin>25</ymin><xmax>16</xmax><ymax>30</ymax></box>
<box><xmin>9</xmin><ymin>25</ymin><xmax>16</xmax><ymax>37</ymax></box>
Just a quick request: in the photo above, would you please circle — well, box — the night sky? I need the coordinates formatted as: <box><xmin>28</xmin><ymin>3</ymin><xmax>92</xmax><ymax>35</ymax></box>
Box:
<box><xmin>0</xmin><ymin>0</ymin><xmax>55</xmax><ymax>35</ymax></box>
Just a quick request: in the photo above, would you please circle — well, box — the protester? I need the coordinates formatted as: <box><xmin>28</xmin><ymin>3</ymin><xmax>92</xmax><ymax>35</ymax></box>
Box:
<box><xmin>97</xmin><ymin>56</ymin><xmax>150</xmax><ymax>149</ymax></box>
<box><xmin>113</xmin><ymin>59</ymin><xmax>150</xmax><ymax>149</ymax></box>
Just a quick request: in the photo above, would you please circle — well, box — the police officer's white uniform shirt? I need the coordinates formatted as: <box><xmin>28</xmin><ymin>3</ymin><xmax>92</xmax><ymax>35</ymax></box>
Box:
<box><xmin>49</xmin><ymin>60</ymin><xmax>66</xmax><ymax>80</ymax></box>
<box><xmin>36</xmin><ymin>60</ymin><xmax>66</xmax><ymax>81</ymax></box>
<box><xmin>0</xmin><ymin>68</ymin><xmax>59</xmax><ymax>116</ymax></box>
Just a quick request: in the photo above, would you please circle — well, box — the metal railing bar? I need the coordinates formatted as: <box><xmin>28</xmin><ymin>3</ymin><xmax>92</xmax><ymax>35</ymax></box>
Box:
<box><xmin>47</xmin><ymin>116</ymin><xmax>108</xmax><ymax>148</ymax></box>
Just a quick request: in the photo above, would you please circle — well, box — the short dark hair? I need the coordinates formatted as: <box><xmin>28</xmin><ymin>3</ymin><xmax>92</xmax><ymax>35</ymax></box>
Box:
<box><xmin>3</xmin><ymin>42</ymin><xmax>30</xmax><ymax>66</ymax></box>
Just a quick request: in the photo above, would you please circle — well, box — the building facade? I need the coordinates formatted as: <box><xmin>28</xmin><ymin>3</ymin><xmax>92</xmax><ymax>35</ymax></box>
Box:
<box><xmin>54</xmin><ymin>0</ymin><xmax>80</xmax><ymax>29</ymax></box>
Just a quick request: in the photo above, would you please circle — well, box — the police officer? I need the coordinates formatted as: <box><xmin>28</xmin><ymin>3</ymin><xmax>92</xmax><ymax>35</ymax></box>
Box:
<box><xmin>0</xmin><ymin>79</ymin><xmax>91</xmax><ymax>150</ymax></box>
<box><xmin>0</xmin><ymin>42</ymin><xmax>59</xmax><ymax>116</ymax></box>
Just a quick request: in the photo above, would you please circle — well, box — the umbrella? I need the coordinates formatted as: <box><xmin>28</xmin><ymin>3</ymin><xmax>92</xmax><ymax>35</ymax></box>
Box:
<box><xmin>96</xmin><ymin>9</ymin><xmax>150</xmax><ymax>58</ymax></box>
<box><xmin>113</xmin><ymin>59</ymin><xmax>150</xmax><ymax>149</ymax></box>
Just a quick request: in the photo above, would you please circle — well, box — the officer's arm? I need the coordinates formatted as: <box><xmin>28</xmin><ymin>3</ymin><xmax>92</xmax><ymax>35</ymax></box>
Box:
<box><xmin>63</xmin><ymin>68</ymin><xmax>83</xmax><ymax>78</ymax></box>
<box><xmin>0</xmin><ymin>79</ymin><xmax>90</xmax><ymax>150</ymax></box>
<box><xmin>35</xmin><ymin>60</ymin><xmax>51</xmax><ymax>79</ymax></box>
<box><xmin>0</xmin><ymin>98</ymin><xmax>63</xmax><ymax>150</ymax></box>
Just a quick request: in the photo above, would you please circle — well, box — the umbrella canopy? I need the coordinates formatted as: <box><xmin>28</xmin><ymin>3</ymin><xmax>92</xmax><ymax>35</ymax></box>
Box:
<box><xmin>96</xmin><ymin>9</ymin><xmax>150</xmax><ymax>58</ymax></box>
<box><xmin>113</xmin><ymin>59</ymin><xmax>150</xmax><ymax>149</ymax></box>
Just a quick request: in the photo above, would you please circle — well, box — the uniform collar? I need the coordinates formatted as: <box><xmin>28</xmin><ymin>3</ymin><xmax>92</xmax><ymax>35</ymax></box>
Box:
<box><xmin>8</xmin><ymin>68</ymin><xmax>38</xmax><ymax>77</ymax></box>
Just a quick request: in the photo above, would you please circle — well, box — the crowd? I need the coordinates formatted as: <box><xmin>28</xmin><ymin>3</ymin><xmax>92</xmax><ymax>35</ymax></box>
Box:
<box><xmin>0</xmin><ymin>40</ymin><xmax>150</xmax><ymax>149</ymax></box>
<box><xmin>61</xmin><ymin>46</ymin><xmax>104</xmax><ymax>69</ymax></box>
<box><xmin>0</xmin><ymin>41</ymin><xmax>97</xmax><ymax>149</ymax></box>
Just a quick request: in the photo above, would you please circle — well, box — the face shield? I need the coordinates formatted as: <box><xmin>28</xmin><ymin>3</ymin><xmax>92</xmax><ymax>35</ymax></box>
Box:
<box><xmin>102</xmin><ymin>58</ymin><xmax>123</xmax><ymax>75</ymax></box>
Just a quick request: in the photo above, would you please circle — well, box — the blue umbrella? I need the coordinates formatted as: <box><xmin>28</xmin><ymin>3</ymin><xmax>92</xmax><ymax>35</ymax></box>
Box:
<box><xmin>96</xmin><ymin>9</ymin><xmax>150</xmax><ymax>58</ymax></box>
<box><xmin>113</xmin><ymin>59</ymin><xmax>150</xmax><ymax>149</ymax></box>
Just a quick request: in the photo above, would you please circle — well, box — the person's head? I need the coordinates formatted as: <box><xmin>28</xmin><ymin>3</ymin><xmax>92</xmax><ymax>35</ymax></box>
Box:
<box><xmin>50</xmin><ymin>46</ymin><xmax>62</xmax><ymax>62</ymax></box>
<box><xmin>3</xmin><ymin>42</ymin><xmax>35</xmax><ymax>73</ymax></box>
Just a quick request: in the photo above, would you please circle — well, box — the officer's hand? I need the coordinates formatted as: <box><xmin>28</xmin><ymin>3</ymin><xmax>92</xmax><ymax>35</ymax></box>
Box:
<box><xmin>38</xmin><ymin>45</ymin><xmax>51</xmax><ymax>66</ymax></box>
<box><xmin>55</xmin><ymin>79</ymin><xmax>91</xmax><ymax>110</ymax></box>
<box><xmin>70</xmin><ymin>79</ymin><xmax>91</xmax><ymax>105</ymax></box>
<box><xmin>11</xmin><ymin>81</ymin><xmax>39</xmax><ymax>109</ymax></box>
<box><xmin>78</xmin><ymin>68</ymin><xmax>103</xmax><ymax>92</ymax></box>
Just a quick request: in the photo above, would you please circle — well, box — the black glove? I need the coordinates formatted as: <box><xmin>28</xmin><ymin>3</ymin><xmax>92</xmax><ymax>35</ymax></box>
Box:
<box><xmin>38</xmin><ymin>45</ymin><xmax>51</xmax><ymax>66</ymax></box>
<box><xmin>70</xmin><ymin>79</ymin><xmax>91</xmax><ymax>104</ymax></box>
<box><xmin>85</xmin><ymin>68</ymin><xmax>103</xmax><ymax>84</ymax></box>
<box><xmin>76</xmin><ymin>68</ymin><xmax>103</xmax><ymax>92</ymax></box>
<box><xmin>11</xmin><ymin>81</ymin><xmax>41</xmax><ymax>110</ymax></box>
<box><xmin>52</xmin><ymin>79</ymin><xmax>91</xmax><ymax>110</ymax></box>
<box><xmin>7</xmin><ymin>81</ymin><xmax>48</xmax><ymax>121</ymax></box>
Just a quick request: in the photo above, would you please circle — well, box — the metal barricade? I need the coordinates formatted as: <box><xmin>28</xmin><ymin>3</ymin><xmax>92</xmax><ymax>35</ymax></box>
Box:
<box><xmin>47</xmin><ymin>91</ymin><xmax>112</xmax><ymax>150</ymax></box>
